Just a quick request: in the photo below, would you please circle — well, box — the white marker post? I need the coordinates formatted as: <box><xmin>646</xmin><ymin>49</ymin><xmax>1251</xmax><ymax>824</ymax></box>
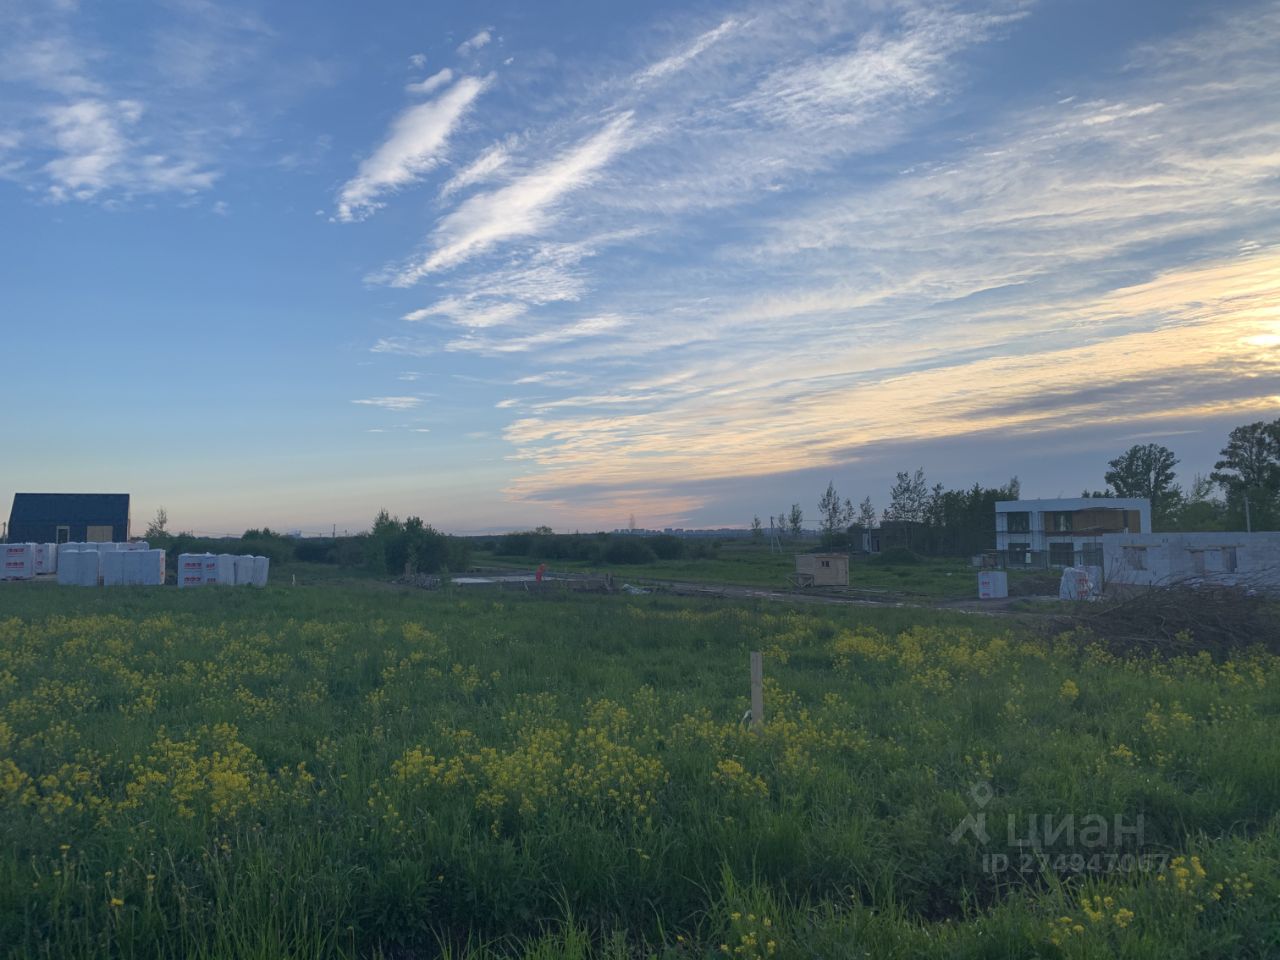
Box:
<box><xmin>750</xmin><ymin>651</ymin><xmax>764</xmax><ymax>730</ymax></box>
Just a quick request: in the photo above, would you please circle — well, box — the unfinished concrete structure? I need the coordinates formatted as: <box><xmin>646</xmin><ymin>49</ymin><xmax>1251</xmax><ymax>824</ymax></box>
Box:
<box><xmin>996</xmin><ymin>497</ymin><xmax>1150</xmax><ymax>568</ymax></box>
<box><xmin>1103</xmin><ymin>532</ymin><xmax>1280</xmax><ymax>590</ymax></box>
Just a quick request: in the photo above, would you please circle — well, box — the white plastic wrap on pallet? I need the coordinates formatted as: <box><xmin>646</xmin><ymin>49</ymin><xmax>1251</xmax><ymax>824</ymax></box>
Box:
<box><xmin>233</xmin><ymin>555</ymin><xmax>254</xmax><ymax>586</ymax></box>
<box><xmin>57</xmin><ymin>549</ymin><xmax>81</xmax><ymax>586</ymax></box>
<box><xmin>102</xmin><ymin>551</ymin><xmax>126</xmax><ymax>586</ymax></box>
<box><xmin>1058</xmin><ymin>566</ymin><xmax>1094</xmax><ymax>601</ymax></box>
<box><xmin>142</xmin><ymin>550</ymin><xmax>166</xmax><ymax>586</ymax></box>
<box><xmin>85</xmin><ymin>549</ymin><xmax>101</xmax><ymax>586</ymax></box>
<box><xmin>251</xmin><ymin>556</ymin><xmax>269</xmax><ymax>587</ymax></box>
<box><xmin>33</xmin><ymin>543</ymin><xmax>55</xmax><ymax>575</ymax></box>
<box><xmin>212</xmin><ymin>554</ymin><xmax>236</xmax><ymax>586</ymax></box>
<box><xmin>121</xmin><ymin>551</ymin><xmax>140</xmax><ymax>585</ymax></box>
<box><xmin>977</xmin><ymin>570</ymin><xmax>1008</xmax><ymax>599</ymax></box>
<box><xmin>178</xmin><ymin>553</ymin><xmax>206</xmax><ymax>588</ymax></box>
<box><xmin>3</xmin><ymin>543</ymin><xmax>35</xmax><ymax>580</ymax></box>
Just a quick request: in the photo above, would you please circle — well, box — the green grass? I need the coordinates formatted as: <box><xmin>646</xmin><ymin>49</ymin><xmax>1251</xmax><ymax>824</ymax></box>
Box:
<box><xmin>473</xmin><ymin>542</ymin><xmax>1009</xmax><ymax>600</ymax></box>
<box><xmin>0</xmin><ymin>582</ymin><xmax>1277</xmax><ymax>958</ymax></box>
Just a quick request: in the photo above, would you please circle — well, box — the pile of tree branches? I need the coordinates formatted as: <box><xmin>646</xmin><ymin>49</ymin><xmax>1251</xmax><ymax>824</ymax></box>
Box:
<box><xmin>1050</xmin><ymin>578</ymin><xmax>1280</xmax><ymax>657</ymax></box>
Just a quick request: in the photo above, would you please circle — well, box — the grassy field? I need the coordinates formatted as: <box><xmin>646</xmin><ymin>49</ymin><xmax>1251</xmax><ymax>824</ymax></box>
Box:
<box><xmin>471</xmin><ymin>542</ymin><xmax>1021</xmax><ymax>599</ymax></box>
<box><xmin>0</xmin><ymin>579</ymin><xmax>1277</xmax><ymax>958</ymax></box>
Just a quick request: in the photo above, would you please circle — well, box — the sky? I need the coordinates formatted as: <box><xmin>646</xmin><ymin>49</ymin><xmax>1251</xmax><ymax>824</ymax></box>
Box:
<box><xmin>1</xmin><ymin>0</ymin><xmax>1278</xmax><ymax>536</ymax></box>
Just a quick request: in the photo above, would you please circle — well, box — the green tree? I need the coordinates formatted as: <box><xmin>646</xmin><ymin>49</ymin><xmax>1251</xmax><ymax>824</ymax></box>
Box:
<box><xmin>788</xmin><ymin>504</ymin><xmax>804</xmax><ymax>538</ymax></box>
<box><xmin>1104</xmin><ymin>443</ymin><xmax>1181</xmax><ymax>526</ymax></box>
<box><xmin>144</xmin><ymin>507</ymin><xmax>169</xmax><ymax>541</ymax></box>
<box><xmin>817</xmin><ymin>482</ymin><xmax>854</xmax><ymax>547</ymax></box>
<box><xmin>1210</xmin><ymin>419</ymin><xmax>1280</xmax><ymax>529</ymax></box>
<box><xmin>883</xmin><ymin>468</ymin><xmax>929</xmax><ymax>524</ymax></box>
<box><xmin>856</xmin><ymin>497</ymin><xmax>876</xmax><ymax>530</ymax></box>
<box><xmin>750</xmin><ymin>515</ymin><xmax>763</xmax><ymax>540</ymax></box>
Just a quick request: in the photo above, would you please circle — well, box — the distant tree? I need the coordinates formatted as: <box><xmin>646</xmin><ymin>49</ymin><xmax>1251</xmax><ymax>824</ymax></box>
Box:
<box><xmin>1170</xmin><ymin>473</ymin><xmax>1227</xmax><ymax>532</ymax></box>
<box><xmin>1080</xmin><ymin>489</ymin><xmax>1114</xmax><ymax>498</ymax></box>
<box><xmin>1211</xmin><ymin>419</ymin><xmax>1280</xmax><ymax>529</ymax></box>
<box><xmin>534</xmin><ymin>525</ymin><xmax>553</xmax><ymax>535</ymax></box>
<box><xmin>788</xmin><ymin>504</ymin><xmax>804</xmax><ymax>538</ymax></box>
<box><xmin>775</xmin><ymin>513</ymin><xmax>788</xmax><ymax>540</ymax></box>
<box><xmin>628</xmin><ymin>513</ymin><xmax>637</xmax><ymax>532</ymax></box>
<box><xmin>144</xmin><ymin>507</ymin><xmax>169</xmax><ymax>540</ymax></box>
<box><xmin>751</xmin><ymin>515</ymin><xmax>763</xmax><ymax>540</ymax></box>
<box><xmin>1105</xmin><ymin>444</ymin><xmax>1181</xmax><ymax>524</ymax></box>
<box><xmin>817</xmin><ymin>482</ymin><xmax>854</xmax><ymax>546</ymax></box>
<box><xmin>856</xmin><ymin>497</ymin><xmax>877</xmax><ymax>530</ymax></box>
<box><xmin>883</xmin><ymin>468</ymin><xmax>929</xmax><ymax>524</ymax></box>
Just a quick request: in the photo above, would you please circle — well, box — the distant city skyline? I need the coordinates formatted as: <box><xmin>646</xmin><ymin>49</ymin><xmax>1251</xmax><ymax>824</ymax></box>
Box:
<box><xmin>2</xmin><ymin>0</ymin><xmax>1277</xmax><ymax>535</ymax></box>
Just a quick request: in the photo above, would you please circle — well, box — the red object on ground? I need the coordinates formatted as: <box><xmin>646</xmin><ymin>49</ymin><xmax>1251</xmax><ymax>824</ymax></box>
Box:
<box><xmin>536</xmin><ymin>563</ymin><xmax>546</xmax><ymax>583</ymax></box>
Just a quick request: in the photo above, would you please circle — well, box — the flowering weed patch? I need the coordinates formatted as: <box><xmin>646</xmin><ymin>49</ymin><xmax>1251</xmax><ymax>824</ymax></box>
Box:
<box><xmin>0</xmin><ymin>587</ymin><xmax>1277</xmax><ymax>957</ymax></box>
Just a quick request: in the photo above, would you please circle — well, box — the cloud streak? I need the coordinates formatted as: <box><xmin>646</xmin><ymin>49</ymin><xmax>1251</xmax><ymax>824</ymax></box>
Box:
<box><xmin>335</xmin><ymin>75</ymin><xmax>489</xmax><ymax>222</ymax></box>
<box><xmin>396</xmin><ymin>111</ymin><xmax>636</xmax><ymax>281</ymax></box>
<box><xmin>352</xmin><ymin>396</ymin><xmax>424</xmax><ymax>411</ymax></box>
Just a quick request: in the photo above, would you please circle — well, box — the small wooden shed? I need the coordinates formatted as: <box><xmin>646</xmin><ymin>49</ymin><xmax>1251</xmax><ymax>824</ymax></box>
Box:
<box><xmin>792</xmin><ymin>552</ymin><xmax>849</xmax><ymax>587</ymax></box>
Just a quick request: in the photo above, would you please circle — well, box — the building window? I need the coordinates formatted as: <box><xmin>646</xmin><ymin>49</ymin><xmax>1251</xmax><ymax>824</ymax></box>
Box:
<box><xmin>1082</xmin><ymin>544</ymin><xmax>1103</xmax><ymax>568</ymax></box>
<box><xmin>1049</xmin><ymin>542</ymin><xmax>1075</xmax><ymax>566</ymax></box>
<box><xmin>1122</xmin><ymin>546</ymin><xmax>1147</xmax><ymax>570</ymax></box>
<box><xmin>1007</xmin><ymin>543</ymin><xmax>1031</xmax><ymax>565</ymax></box>
<box><xmin>1048</xmin><ymin>512</ymin><xmax>1073</xmax><ymax>532</ymax></box>
<box><xmin>1222</xmin><ymin>547</ymin><xmax>1238</xmax><ymax>573</ymax></box>
<box><xmin>1006</xmin><ymin>511</ymin><xmax>1031</xmax><ymax>534</ymax></box>
<box><xmin>1189</xmin><ymin>550</ymin><xmax>1206</xmax><ymax>575</ymax></box>
<box><xmin>821</xmin><ymin>560</ymin><xmax>830</xmax><ymax>568</ymax></box>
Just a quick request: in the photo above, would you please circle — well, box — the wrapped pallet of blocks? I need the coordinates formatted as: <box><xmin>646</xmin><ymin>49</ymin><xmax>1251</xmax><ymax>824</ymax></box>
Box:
<box><xmin>143</xmin><ymin>549</ymin><xmax>167</xmax><ymax>585</ymax></box>
<box><xmin>3</xmin><ymin>543</ymin><xmax>35</xmax><ymax>580</ymax></box>
<box><xmin>122</xmin><ymin>550</ymin><xmax>166</xmax><ymax>586</ymax></box>
<box><xmin>33</xmin><ymin>543</ymin><xmax>57</xmax><ymax>575</ymax></box>
<box><xmin>178</xmin><ymin>553</ymin><xmax>206</xmax><ymax>588</ymax></box>
<box><xmin>251</xmin><ymin>556</ymin><xmax>269</xmax><ymax>587</ymax></box>
<box><xmin>80</xmin><ymin>550</ymin><xmax>101</xmax><ymax>586</ymax></box>
<box><xmin>101</xmin><ymin>551</ymin><xmax>126</xmax><ymax>587</ymax></box>
<box><xmin>233</xmin><ymin>555</ymin><xmax>254</xmax><ymax>585</ymax></box>
<box><xmin>57</xmin><ymin>549</ymin><xmax>81</xmax><ymax>586</ymax></box>
<box><xmin>212</xmin><ymin>554</ymin><xmax>237</xmax><ymax>586</ymax></box>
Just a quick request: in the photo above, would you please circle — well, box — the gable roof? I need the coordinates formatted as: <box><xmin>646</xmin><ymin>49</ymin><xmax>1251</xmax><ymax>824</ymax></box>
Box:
<box><xmin>9</xmin><ymin>493</ymin><xmax>130</xmax><ymax>523</ymax></box>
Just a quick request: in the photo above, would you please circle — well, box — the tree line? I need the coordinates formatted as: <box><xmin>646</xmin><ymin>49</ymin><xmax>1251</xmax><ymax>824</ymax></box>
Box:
<box><xmin>781</xmin><ymin>417</ymin><xmax>1280</xmax><ymax>556</ymax></box>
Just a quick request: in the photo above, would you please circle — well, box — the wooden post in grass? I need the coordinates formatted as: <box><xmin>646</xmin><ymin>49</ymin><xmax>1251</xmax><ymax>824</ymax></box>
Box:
<box><xmin>750</xmin><ymin>651</ymin><xmax>764</xmax><ymax>730</ymax></box>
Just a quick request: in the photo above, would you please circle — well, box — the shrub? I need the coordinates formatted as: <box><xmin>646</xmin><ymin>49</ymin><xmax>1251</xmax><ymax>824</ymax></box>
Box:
<box><xmin>649</xmin><ymin>535</ymin><xmax>685</xmax><ymax>560</ymax></box>
<box><xmin>871</xmin><ymin>547</ymin><xmax>921</xmax><ymax>565</ymax></box>
<box><xmin>604</xmin><ymin>538</ymin><xmax>658</xmax><ymax>564</ymax></box>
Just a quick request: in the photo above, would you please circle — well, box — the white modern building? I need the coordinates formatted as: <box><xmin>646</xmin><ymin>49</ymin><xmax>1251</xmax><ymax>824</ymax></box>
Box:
<box><xmin>1103</xmin><ymin>531</ymin><xmax>1280</xmax><ymax>589</ymax></box>
<box><xmin>996</xmin><ymin>498</ymin><xmax>1151</xmax><ymax>567</ymax></box>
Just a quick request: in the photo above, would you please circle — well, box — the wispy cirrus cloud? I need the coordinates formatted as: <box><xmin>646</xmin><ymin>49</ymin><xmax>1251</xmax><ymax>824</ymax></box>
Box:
<box><xmin>352</xmin><ymin>396</ymin><xmax>424</xmax><ymax>411</ymax></box>
<box><xmin>403</xmin><ymin>297</ymin><xmax>528</xmax><ymax>328</ymax></box>
<box><xmin>407</xmin><ymin>67</ymin><xmax>453</xmax><ymax>96</ymax></box>
<box><xmin>637</xmin><ymin>17</ymin><xmax>742</xmax><ymax>84</ymax></box>
<box><xmin>40</xmin><ymin>98</ymin><xmax>216</xmax><ymax>200</ymax></box>
<box><xmin>439</xmin><ymin>136</ymin><xmax>512</xmax><ymax>198</ymax></box>
<box><xmin>353</xmin><ymin>1</ymin><xmax>1279</xmax><ymax>525</ymax></box>
<box><xmin>395</xmin><ymin>111</ymin><xmax>636</xmax><ymax>281</ymax></box>
<box><xmin>456</xmin><ymin>29</ymin><xmax>492</xmax><ymax>56</ymax></box>
<box><xmin>334</xmin><ymin>74</ymin><xmax>489</xmax><ymax>222</ymax></box>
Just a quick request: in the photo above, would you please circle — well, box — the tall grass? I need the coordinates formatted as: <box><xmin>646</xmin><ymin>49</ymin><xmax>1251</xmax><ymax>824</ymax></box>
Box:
<box><xmin>0</xmin><ymin>584</ymin><xmax>1276</xmax><ymax>957</ymax></box>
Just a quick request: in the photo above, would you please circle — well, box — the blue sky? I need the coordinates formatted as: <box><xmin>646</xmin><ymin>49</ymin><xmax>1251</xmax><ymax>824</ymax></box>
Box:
<box><xmin>1</xmin><ymin>0</ymin><xmax>1277</xmax><ymax>535</ymax></box>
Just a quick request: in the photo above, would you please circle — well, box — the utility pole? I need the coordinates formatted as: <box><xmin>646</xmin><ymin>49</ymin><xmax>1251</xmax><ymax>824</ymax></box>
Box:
<box><xmin>1244</xmin><ymin>493</ymin><xmax>1252</xmax><ymax>534</ymax></box>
